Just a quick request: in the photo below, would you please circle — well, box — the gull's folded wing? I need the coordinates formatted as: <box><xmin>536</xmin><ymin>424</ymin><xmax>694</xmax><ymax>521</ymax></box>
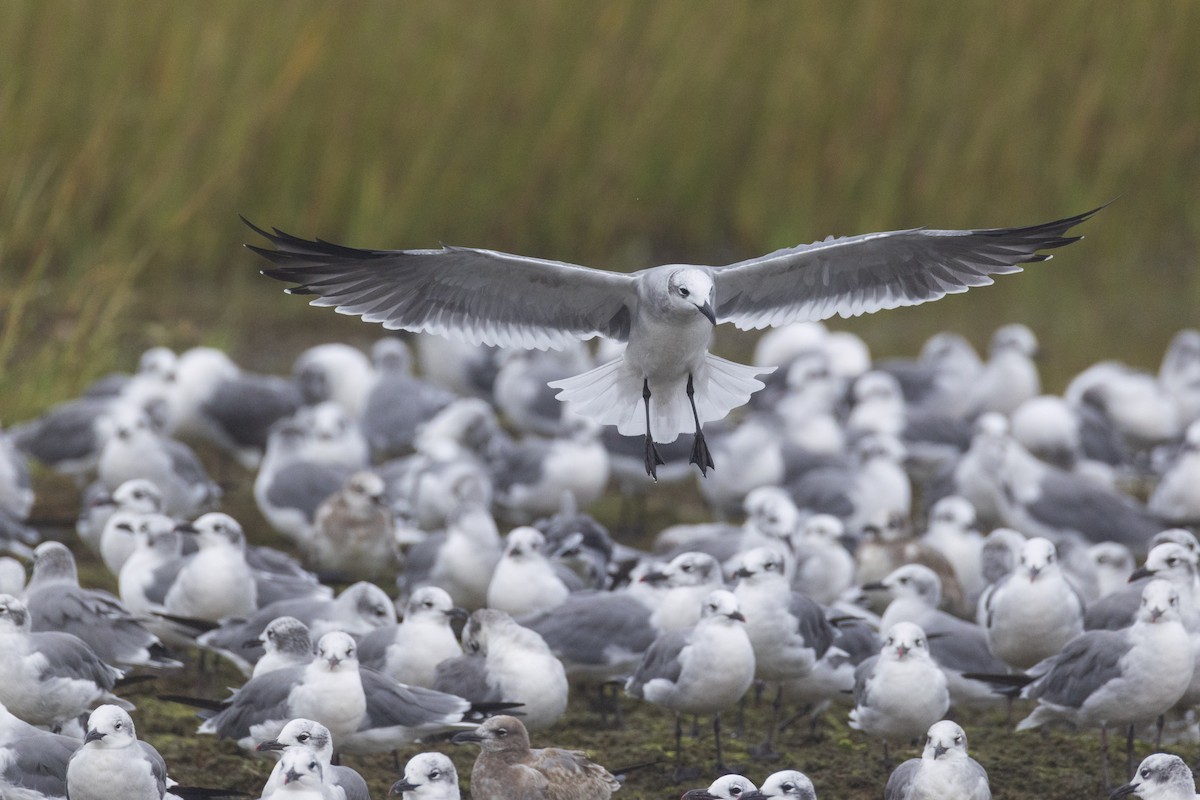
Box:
<box><xmin>712</xmin><ymin>206</ymin><xmax>1103</xmax><ymax>330</ymax></box>
<box><xmin>246</xmin><ymin>219</ymin><xmax>637</xmax><ymax>350</ymax></box>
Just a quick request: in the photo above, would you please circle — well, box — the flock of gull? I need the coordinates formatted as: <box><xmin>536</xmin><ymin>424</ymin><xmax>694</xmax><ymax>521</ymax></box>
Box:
<box><xmin>2</xmin><ymin>208</ymin><xmax>1200</xmax><ymax>799</ymax></box>
<box><xmin>1</xmin><ymin>317</ymin><xmax>1199</xmax><ymax>799</ymax></box>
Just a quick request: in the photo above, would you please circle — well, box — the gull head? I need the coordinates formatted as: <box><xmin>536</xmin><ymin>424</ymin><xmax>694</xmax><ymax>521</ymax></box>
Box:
<box><xmin>732</xmin><ymin>546</ymin><xmax>788</xmax><ymax>585</ymax></box>
<box><xmin>392</xmin><ymin>751</ymin><xmax>459</xmax><ymax>799</ymax></box>
<box><xmin>84</xmin><ymin>705</ymin><xmax>138</xmax><ymax>749</ymax></box>
<box><xmin>640</xmin><ymin>551</ymin><xmax>721</xmax><ymax>588</ymax></box>
<box><xmin>753</xmin><ymin>770</ymin><xmax>817</xmax><ymax>800</ymax></box>
<box><xmin>279</xmin><ymin>749</ymin><xmax>324</xmax><ymax>789</ymax></box>
<box><xmin>0</xmin><ymin>593</ymin><xmax>31</xmax><ymax>632</ymax></box>
<box><xmin>1018</xmin><ymin>537</ymin><xmax>1058</xmax><ymax>583</ymax></box>
<box><xmin>1138</xmin><ymin>579</ymin><xmax>1182</xmax><ymax>625</ymax></box>
<box><xmin>451</xmin><ymin>714</ymin><xmax>531</xmax><ymax>753</ymax></box>
<box><xmin>666</xmin><ymin>268</ymin><xmax>716</xmax><ymax>325</ymax></box>
<box><xmin>314</xmin><ymin>631</ymin><xmax>358</xmax><ymax>672</ymax></box>
<box><xmin>883</xmin><ymin>621</ymin><xmax>929</xmax><ymax>662</ymax></box>
<box><xmin>1112</xmin><ymin>753</ymin><xmax>1198</xmax><ymax>800</ymax></box>
<box><xmin>700</xmin><ymin>589</ymin><xmax>746</xmax><ymax>624</ymax></box>
<box><xmin>256</xmin><ymin>717</ymin><xmax>332</xmax><ymax>758</ymax></box>
<box><xmin>929</xmin><ymin>495</ymin><xmax>976</xmax><ymax>531</ymax></box>
<box><xmin>502</xmin><ymin>526</ymin><xmax>546</xmax><ymax>561</ymax></box>
<box><xmin>923</xmin><ymin>720</ymin><xmax>969</xmax><ymax>761</ymax></box>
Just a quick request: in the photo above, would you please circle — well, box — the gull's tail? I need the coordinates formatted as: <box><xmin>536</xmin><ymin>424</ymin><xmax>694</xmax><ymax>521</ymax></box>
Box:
<box><xmin>549</xmin><ymin>355</ymin><xmax>774</xmax><ymax>442</ymax></box>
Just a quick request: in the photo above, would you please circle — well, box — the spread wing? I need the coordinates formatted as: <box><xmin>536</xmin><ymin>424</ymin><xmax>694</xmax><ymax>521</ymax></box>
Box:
<box><xmin>246</xmin><ymin>219</ymin><xmax>637</xmax><ymax>349</ymax></box>
<box><xmin>712</xmin><ymin>206</ymin><xmax>1103</xmax><ymax>330</ymax></box>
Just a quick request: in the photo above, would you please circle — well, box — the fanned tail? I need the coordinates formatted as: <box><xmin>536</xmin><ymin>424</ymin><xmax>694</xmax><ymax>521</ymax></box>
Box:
<box><xmin>549</xmin><ymin>356</ymin><xmax>773</xmax><ymax>442</ymax></box>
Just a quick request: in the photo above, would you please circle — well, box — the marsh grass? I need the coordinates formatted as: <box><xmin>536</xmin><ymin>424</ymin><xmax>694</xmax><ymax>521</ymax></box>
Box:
<box><xmin>1</xmin><ymin>1</ymin><xmax>1198</xmax><ymax>419</ymax></box>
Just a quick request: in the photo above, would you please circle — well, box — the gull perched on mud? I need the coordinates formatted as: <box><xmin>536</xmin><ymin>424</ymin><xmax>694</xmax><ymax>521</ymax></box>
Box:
<box><xmin>247</xmin><ymin>207</ymin><xmax>1100</xmax><ymax>478</ymax></box>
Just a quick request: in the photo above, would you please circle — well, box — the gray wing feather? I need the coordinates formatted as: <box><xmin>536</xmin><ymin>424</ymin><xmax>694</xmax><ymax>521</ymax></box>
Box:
<box><xmin>247</xmin><ymin>221</ymin><xmax>637</xmax><ymax>349</ymax></box>
<box><xmin>1026</xmin><ymin>471</ymin><xmax>1160</xmax><ymax>548</ymax></box>
<box><xmin>354</xmin><ymin>625</ymin><xmax>395</xmax><ymax>671</ymax></box>
<box><xmin>925</xmin><ymin>614</ymin><xmax>1008</xmax><ymax>674</ymax></box>
<box><xmin>626</xmin><ymin>629</ymin><xmax>689</xmax><ymax>697</ymax></box>
<box><xmin>162</xmin><ymin>438</ymin><xmax>212</xmax><ymax>487</ymax></box>
<box><xmin>789</xmin><ymin>592</ymin><xmax>835</xmax><ymax>659</ymax></box>
<box><xmin>27</xmin><ymin>586</ymin><xmax>158</xmax><ymax>665</ymax></box>
<box><xmin>884</xmin><ymin>758</ymin><xmax>921</xmax><ymax>800</ymax></box>
<box><xmin>28</xmin><ymin>631</ymin><xmax>119</xmax><ymax>689</ymax></box>
<box><xmin>331</xmin><ymin>765</ymin><xmax>371</xmax><ymax>800</ymax></box>
<box><xmin>1025</xmin><ymin>629</ymin><xmax>1130</xmax><ymax>708</ymax></box>
<box><xmin>266</xmin><ymin>461</ymin><xmax>352</xmax><ymax>520</ymax></box>
<box><xmin>1</xmin><ymin>732</ymin><xmax>77</xmax><ymax>797</ymax></box>
<box><xmin>204</xmin><ymin>667</ymin><xmax>302</xmax><ymax>738</ymax></box>
<box><xmin>359</xmin><ymin>668</ymin><xmax>469</xmax><ymax>728</ymax></box>
<box><xmin>138</xmin><ymin>741</ymin><xmax>168</xmax><ymax>799</ymax></box>
<box><xmin>713</xmin><ymin>207</ymin><xmax>1101</xmax><ymax>330</ymax></box>
<box><xmin>852</xmin><ymin>654</ymin><xmax>881</xmax><ymax>704</ymax></box>
<box><xmin>431</xmin><ymin>655</ymin><xmax>497</xmax><ymax>703</ymax></box>
<box><xmin>520</xmin><ymin>593</ymin><xmax>655</xmax><ymax>666</ymax></box>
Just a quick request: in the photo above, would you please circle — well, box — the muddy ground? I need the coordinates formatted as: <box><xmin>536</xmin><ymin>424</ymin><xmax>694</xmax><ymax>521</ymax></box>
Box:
<box><xmin>25</xmin><ymin>462</ymin><xmax>1189</xmax><ymax>800</ymax></box>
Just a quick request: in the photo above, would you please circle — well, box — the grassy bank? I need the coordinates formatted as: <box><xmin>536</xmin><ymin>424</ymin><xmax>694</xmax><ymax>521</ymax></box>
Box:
<box><xmin>2</xmin><ymin>1</ymin><xmax>1198</xmax><ymax>421</ymax></box>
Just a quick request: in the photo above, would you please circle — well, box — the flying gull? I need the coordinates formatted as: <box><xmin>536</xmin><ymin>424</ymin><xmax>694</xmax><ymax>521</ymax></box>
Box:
<box><xmin>246</xmin><ymin>206</ymin><xmax>1101</xmax><ymax>478</ymax></box>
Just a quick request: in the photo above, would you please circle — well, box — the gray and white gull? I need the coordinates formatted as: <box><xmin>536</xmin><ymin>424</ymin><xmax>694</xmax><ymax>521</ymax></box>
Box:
<box><xmin>247</xmin><ymin>207</ymin><xmax>1099</xmax><ymax>478</ymax></box>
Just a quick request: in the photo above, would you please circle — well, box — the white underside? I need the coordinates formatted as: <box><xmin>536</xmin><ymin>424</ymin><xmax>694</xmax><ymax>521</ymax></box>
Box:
<box><xmin>548</xmin><ymin>355</ymin><xmax>774</xmax><ymax>442</ymax></box>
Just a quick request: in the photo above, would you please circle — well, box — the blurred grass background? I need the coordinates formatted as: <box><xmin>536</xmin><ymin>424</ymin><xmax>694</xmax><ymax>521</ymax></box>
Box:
<box><xmin>2</xmin><ymin>0</ymin><xmax>1197</xmax><ymax>421</ymax></box>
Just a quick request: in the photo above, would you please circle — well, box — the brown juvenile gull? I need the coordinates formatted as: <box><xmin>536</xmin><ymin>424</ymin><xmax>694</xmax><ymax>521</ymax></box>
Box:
<box><xmin>246</xmin><ymin>206</ymin><xmax>1101</xmax><ymax>479</ymax></box>
<box><xmin>452</xmin><ymin>714</ymin><xmax>619</xmax><ymax>800</ymax></box>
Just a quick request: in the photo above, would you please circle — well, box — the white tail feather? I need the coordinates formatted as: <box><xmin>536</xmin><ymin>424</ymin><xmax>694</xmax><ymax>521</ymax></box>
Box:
<box><xmin>549</xmin><ymin>356</ymin><xmax>774</xmax><ymax>442</ymax></box>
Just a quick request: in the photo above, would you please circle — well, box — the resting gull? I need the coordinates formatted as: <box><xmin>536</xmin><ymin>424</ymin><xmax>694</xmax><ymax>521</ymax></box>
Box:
<box><xmin>256</xmin><ymin>718</ymin><xmax>369</xmax><ymax>800</ymax></box>
<box><xmin>742</xmin><ymin>770</ymin><xmax>817</xmax><ymax>800</ymax></box>
<box><xmin>390</xmin><ymin>752</ymin><xmax>460</xmax><ymax>800</ymax></box>
<box><xmin>883</xmin><ymin>720</ymin><xmax>990</xmax><ymax>800</ymax></box>
<box><xmin>452</xmin><ymin>714</ymin><xmax>618</xmax><ymax>800</ymax></box>
<box><xmin>1111</xmin><ymin>753</ymin><xmax>1200</xmax><ymax>800</ymax></box>
<box><xmin>247</xmin><ymin>206</ymin><xmax>1100</xmax><ymax>478</ymax></box>
<box><xmin>680</xmin><ymin>774</ymin><xmax>757</xmax><ymax>799</ymax></box>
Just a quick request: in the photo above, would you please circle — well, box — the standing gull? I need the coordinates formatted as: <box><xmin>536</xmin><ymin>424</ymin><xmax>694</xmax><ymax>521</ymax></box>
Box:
<box><xmin>883</xmin><ymin>720</ymin><xmax>990</xmax><ymax>800</ymax></box>
<box><xmin>247</xmin><ymin>207</ymin><xmax>1100</xmax><ymax>478</ymax></box>
<box><xmin>65</xmin><ymin>706</ymin><xmax>173</xmax><ymax>800</ymax></box>
<box><xmin>451</xmin><ymin>714</ymin><xmax>619</xmax><ymax>800</ymax></box>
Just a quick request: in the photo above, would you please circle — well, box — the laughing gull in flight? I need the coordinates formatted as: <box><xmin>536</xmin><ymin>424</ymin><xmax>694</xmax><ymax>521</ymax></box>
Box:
<box><xmin>883</xmin><ymin>720</ymin><xmax>990</xmax><ymax>800</ymax></box>
<box><xmin>1112</xmin><ymin>753</ymin><xmax>1200</xmax><ymax>800</ymax></box>
<box><xmin>849</xmin><ymin>622</ymin><xmax>950</xmax><ymax>765</ymax></box>
<box><xmin>741</xmin><ymin>770</ymin><xmax>817</xmax><ymax>800</ymax></box>
<box><xmin>390</xmin><ymin>752</ymin><xmax>461</xmax><ymax>800</ymax></box>
<box><xmin>256</xmin><ymin>718</ymin><xmax>369</xmax><ymax>800</ymax></box>
<box><xmin>0</xmin><ymin>594</ymin><xmax>129</xmax><ymax>729</ymax></box>
<box><xmin>247</xmin><ymin>206</ymin><xmax>1100</xmax><ymax>479</ymax></box>
<box><xmin>452</xmin><ymin>715</ymin><xmax>619</xmax><ymax>800</ymax></box>
<box><xmin>65</xmin><ymin>706</ymin><xmax>175</xmax><ymax>800</ymax></box>
<box><xmin>625</xmin><ymin>589</ymin><xmax>756</xmax><ymax>778</ymax></box>
<box><xmin>680</xmin><ymin>774</ymin><xmax>757</xmax><ymax>799</ymax></box>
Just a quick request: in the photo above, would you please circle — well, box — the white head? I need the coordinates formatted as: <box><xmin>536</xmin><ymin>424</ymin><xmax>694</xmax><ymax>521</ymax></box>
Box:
<box><xmin>989</xmin><ymin>323</ymin><xmax>1038</xmax><ymax>358</ymax></box>
<box><xmin>187</xmin><ymin>512</ymin><xmax>246</xmax><ymax>549</ymax></box>
<box><xmin>342</xmin><ymin>471</ymin><xmax>387</xmax><ymax>510</ymax></box>
<box><xmin>1137</xmin><ymin>543</ymin><xmax>1198</xmax><ymax>586</ymax></box>
<box><xmin>112</xmin><ymin>479</ymin><xmax>164</xmax><ymax>513</ymax></box>
<box><xmin>878</xmin><ymin>564</ymin><xmax>942</xmax><ymax>607</ymax></box>
<box><xmin>275</xmin><ymin>749</ymin><xmax>326</xmax><ymax>793</ymax></box>
<box><xmin>744</xmin><ymin>487</ymin><xmax>800</xmax><ymax>541</ymax></box>
<box><xmin>732</xmin><ymin>547</ymin><xmax>789</xmax><ymax>585</ymax></box>
<box><xmin>704</xmin><ymin>773</ymin><xmax>757</xmax><ymax>798</ymax></box>
<box><xmin>313</xmin><ymin>631</ymin><xmax>358</xmax><ymax>673</ymax></box>
<box><xmin>0</xmin><ymin>593</ymin><xmax>31</xmax><ymax>633</ymax></box>
<box><xmin>643</xmin><ymin>552</ymin><xmax>723</xmax><ymax>589</ymax></box>
<box><xmin>405</xmin><ymin>586</ymin><xmax>459</xmax><ymax>621</ymax></box>
<box><xmin>1138</xmin><ymin>579</ymin><xmax>1183</xmax><ymax>626</ymax></box>
<box><xmin>1114</xmin><ymin>753</ymin><xmax>1198</xmax><ymax>800</ymax></box>
<box><xmin>502</xmin><ymin>527</ymin><xmax>547</xmax><ymax>561</ymax></box>
<box><xmin>665</xmin><ymin>268</ymin><xmax>716</xmax><ymax>324</ymax></box>
<box><xmin>699</xmin><ymin>590</ymin><xmax>746</xmax><ymax>625</ymax></box>
<box><xmin>83</xmin><ymin>705</ymin><xmax>138</xmax><ymax>749</ymax></box>
<box><xmin>757</xmin><ymin>770</ymin><xmax>817</xmax><ymax>800</ymax></box>
<box><xmin>257</xmin><ymin>718</ymin><xmax>333</xmax><ymax>761</ymax></box>
<box><xmin>928</xmin><ymin>495</ymin><xmax>976</xmax><ymax>531</ymax></box>
<box><xmin>881</xmin><ymin>621</ymin><xmax>932</xmax><ymax>662</ymax></box>
<box><xmin>338</xmin><ymin>582</ymin><xmax>398</xmax><ymax>629</ymax></box>
<box><xmin>1017</xmin><ymin>537</ymin><xmax>1059</xmax><ymax>582</ymax></box>
<box><xmin>922</xmin><ymin>720</ymin><xmax>969</xmax><ymax>761</ymax></box>
<box><xmin>800</xmin><ymin>514</ymin><xmax>844</xmax><ymax>544</ymax></box>
<box><xmin>260</xmin><ymin>616</ymin><xmax>313</xmax><ymax>659</ymax></box>
<box><xmin>392</xmin><ymin>752</ymin><xmax>460</xmax><ymax>800</ymax></box>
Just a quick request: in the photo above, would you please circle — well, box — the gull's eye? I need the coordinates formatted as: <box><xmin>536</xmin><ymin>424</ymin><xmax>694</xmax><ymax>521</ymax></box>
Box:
<box><xmin>730</xmin><ymin>788</ymin><xmax>742</xmax><ymax>797</ymax></box>
<box><xmin>898</xmin><ymin>576</ymin><xmax>909</xmax><ymax>585</ymax></box>
<box><xmin>915</xmin><ymin>638</ymin><xmax>925</xmax><ymax>647</ymax></box>
<box><xmin>1168</xmin><ymin>557</ymin><xmax>1179</xmax><ymax>566</ymax></box>
<box><xmin>114</xmin><ymin>722</ymin><xmax>122</xmax><ymax>729</ymax></box>
<box><xmin>679</xmin><ymin>287</ymin><xmax>690</xmax><ymax>297</ymax></box>
<box><xmin>1141</xmin><ymin>768</ymin><xmax>1151</xmax><ymax>778</ymax></box>
<box><xmin>429</xmin><ymin>769</ymin><xmax>440</xmax><ymax>780</ymax></box>
<box><xmin>496</xmin><ymin>728</ymin><xmax>508</xmax><ymax>738</ymax></box>
<box><xmin>782</xmin><ymin>784</ymin><xmax>794</xmax><ymax>792</ymax></box>
<box><xmin>681</xmin><ymin>563</ymin><xmax>693</xmax><ymax>573</ymax></box>
<box><xmin>955</xmin><ymin>735</ymin><xmax>963</xmax><ymax>744</ymax></box>
<box><xmin>885</xmin><ymin>637</ymin><xmax>894</xmax><ymax>646</ymax></box>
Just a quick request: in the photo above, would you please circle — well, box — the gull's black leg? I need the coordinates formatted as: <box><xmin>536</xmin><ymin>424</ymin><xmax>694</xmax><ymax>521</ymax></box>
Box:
<box><xmin>642</xmin><ymin>378</ymin><xmax>664</xmax><ymax>481</ymax></box>
<box><xmin>686</xmin><ymin>374</ymin><xmax>715</xmax><ymax>476</ymax></box>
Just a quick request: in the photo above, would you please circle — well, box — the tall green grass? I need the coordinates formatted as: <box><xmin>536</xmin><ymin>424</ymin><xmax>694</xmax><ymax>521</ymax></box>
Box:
<box><xmin>2</xmin><ymin>1</ymin><xmax>1197</xmax><ymax>420</ymax></box>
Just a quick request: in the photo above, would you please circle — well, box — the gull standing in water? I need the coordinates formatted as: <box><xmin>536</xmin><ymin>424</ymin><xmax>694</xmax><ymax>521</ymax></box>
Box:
<box><xmin>247</xmin><ymin>207</ymin><xmax>1100</xmax><ymax>478</ymax></box>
